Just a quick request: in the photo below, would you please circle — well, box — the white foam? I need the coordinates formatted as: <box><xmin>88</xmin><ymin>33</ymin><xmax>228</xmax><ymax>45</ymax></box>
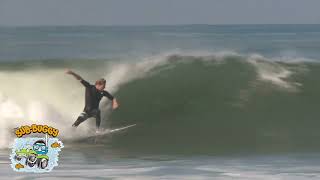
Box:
<box><xmin>247</xmin><ymin>54</ymin><xmax>301</xmax><ymax>90</ymax></box>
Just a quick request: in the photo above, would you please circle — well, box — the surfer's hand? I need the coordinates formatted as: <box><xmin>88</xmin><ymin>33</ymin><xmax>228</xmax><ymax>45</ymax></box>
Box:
<box><xmin>65</xmin><ymin>69</ymin><xmax>83</xmax><ymax>81</ymax></box>
<box><xmin>65</xmin><ymin>69</ymin><xmax>73</xmax><ymax>75</ymax></box>
<box><xmin>112</xmin><ymin>99</ymin><xmax>119</xmax><ymax>110</ymax></box>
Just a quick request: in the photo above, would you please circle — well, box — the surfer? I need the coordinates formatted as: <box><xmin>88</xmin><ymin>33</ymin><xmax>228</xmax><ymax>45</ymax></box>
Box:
<box><xmin>65</xmin><ymin>69</ymin><xmax>119</xmax><ymax>132</ymax></box>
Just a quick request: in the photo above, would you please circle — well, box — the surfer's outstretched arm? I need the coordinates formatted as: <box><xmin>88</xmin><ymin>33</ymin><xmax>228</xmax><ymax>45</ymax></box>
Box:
<box><xmin>65</xmin><ymin>69</ymin><xmax>91</xmax><ymax>87</ymax></box>
<box><xmin>65</xmin><ymin>69</ymin><xmax>83</xmax><ymax>81</ymax></box>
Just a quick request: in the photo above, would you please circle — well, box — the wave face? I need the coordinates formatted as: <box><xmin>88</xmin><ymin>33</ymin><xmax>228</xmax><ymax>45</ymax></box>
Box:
<box><xmin>1</xmin><ymin>53</ymin><xmax>320</xmax><ymax>154</ymax></box>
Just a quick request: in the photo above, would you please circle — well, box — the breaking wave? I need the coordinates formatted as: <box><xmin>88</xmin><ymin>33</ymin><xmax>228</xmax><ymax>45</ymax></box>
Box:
<box><xmin>1</xmin><ymin>52</ymin><xmax>319</xmax><ymax>154</ymax></box>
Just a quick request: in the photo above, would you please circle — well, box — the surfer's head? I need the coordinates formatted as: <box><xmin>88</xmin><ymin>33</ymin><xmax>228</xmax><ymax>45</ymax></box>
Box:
<box><xmin>95</xmin><ymin>78</ymin><xmax>106</xmax><ymax>91</ymax></box>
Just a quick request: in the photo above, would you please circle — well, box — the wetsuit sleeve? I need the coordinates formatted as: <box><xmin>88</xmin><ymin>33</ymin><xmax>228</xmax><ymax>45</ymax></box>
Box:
<box><xmin>103</xmin><ymin>91</ymin><xmax>114</xmax><ymax>100</ymax></box>
<box><xmin>80</xmin><ymin>79</ymin><xmax>91</xmax><ymax>87</ymax></box>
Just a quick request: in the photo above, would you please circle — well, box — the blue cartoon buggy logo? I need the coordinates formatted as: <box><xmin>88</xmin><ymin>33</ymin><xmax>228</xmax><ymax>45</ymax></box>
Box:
<box><xmin>10</xmin><ymin>124</ymin><xmax>63</xmax><ymax>173</ymax></box>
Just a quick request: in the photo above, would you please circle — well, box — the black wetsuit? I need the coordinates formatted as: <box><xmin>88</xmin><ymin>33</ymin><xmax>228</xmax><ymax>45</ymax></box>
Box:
<box><xmin>72</xmin><ymin>79</ymin><xmax>114</xmax><ymax>128</ymax></box>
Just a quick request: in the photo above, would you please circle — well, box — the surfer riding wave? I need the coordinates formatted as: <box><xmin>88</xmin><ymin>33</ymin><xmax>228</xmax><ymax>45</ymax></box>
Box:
<box><xmin>65</xmin><ymin>69</ymin><xmax>119</xmax><ymax>132</ymax></box>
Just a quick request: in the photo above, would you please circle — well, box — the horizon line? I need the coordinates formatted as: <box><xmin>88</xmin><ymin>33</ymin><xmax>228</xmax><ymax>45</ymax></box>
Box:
<box><xmin>1</xmin><ymin>23</ymin><xmax>320</xmax><ymax>28</ymax></box>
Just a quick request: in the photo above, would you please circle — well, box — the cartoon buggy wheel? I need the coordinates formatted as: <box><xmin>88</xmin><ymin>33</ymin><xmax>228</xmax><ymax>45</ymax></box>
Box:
<box><xmin>14</xmin><ymin>155</ymin><xmax>22</xmax><ymax>161</ymax></box>
<box><xmin>37</xmin><ymin>158</ymin><xmax>49</xmax><ymax>169</ymax></box>
<box><xmin>26</xmin><ymin>154</ymin><xmax>37</xmax><ymax>167</ymax></box>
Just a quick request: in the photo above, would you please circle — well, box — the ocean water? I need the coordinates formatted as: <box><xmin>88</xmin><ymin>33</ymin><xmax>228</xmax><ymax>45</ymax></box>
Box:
<box><xmin>1</xmin><ymin>25</ymin><xmax>320</xmax><ymax>179</ymax></box>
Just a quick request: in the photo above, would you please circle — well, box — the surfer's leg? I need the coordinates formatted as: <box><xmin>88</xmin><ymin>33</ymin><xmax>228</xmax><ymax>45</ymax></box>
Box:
<box><xmin>72</xmin><ymin>112</ymin><xmax>89</xmax><ymax>127</ymax></box>
<box><xmin>91</xmin><ymin>109</ymin><xmax>101</xmax><ymax>129</ymax></box>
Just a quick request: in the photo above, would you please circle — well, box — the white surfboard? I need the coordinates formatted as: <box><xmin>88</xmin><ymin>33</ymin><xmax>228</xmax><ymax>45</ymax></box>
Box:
<box><xmin>91</xmin><ymin>124</ymin><xmax>137</xmax><ymax>137</ymax></box>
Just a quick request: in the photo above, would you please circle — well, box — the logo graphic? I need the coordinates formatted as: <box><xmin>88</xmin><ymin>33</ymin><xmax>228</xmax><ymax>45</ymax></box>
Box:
<box><xmin>10</xmin><ymin>124</ymin><xmax>64</xmax><ymax>173</ymax></box>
